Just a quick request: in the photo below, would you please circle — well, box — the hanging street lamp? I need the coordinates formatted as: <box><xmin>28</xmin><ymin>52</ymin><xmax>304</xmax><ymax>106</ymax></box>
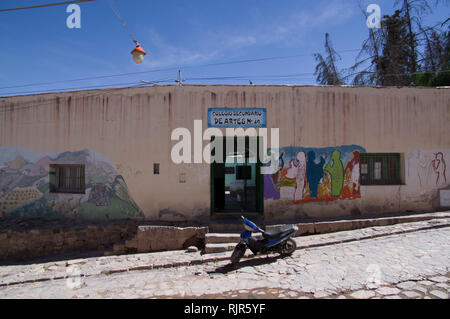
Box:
<box><xmin>131</xmin><ymin>43</ymin><xmax>147</xmax><ymax>64</ymax></box>
<box><xmin>108</xmin><ymin>0</ymin><xmax>147</xmax><ymax>64</ymax></box>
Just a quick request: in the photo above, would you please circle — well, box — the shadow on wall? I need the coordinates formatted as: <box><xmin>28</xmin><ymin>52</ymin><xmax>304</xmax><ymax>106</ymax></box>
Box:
<box><xmin>0</xmin><ymin>147</ymin><xmax>144</xmax><ymax>220</ymax></box>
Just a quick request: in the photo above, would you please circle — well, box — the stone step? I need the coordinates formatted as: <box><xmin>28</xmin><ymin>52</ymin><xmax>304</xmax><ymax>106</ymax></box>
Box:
<box><xmin>208</xmin><ymin>216</ymin><xmax>264</xmax><ymax>233</ymax></box>
<box><xmin>208</xmin><ymin>224</ymin><xmax>243</xmax><ymax>233</ymax></box>
<box><xmin>204</xmin><ymin>233</ymin><xmax>265</xmax><ymax>254</ymax></box>
<box><xmin>125</xmin><ymin>239</ymin><xmax>138</xmax><ymax>249</ymax></box>
<box><xmin>103</xmin><ymin>251</ymin><xmax>117</xmax><ymax>256</ymax></box>
<box><xmin>205</xmin><ymin>232</ymin><xmax>264</xmax><ymax>245</ymax></box>
<box><xmin>204</xmin><ymin>243</ymin><xmax>237</xmax><ymax>254</ymax></box>
<box><xmin>103</xmin><ymin>239</ymin><xmax>128</xmax><ymax>256</ymax></box>
<box><xmin>205</xmin><ymin>233</ymin><xmax>241</xmax><ymax>244</ymax></box>
<box><xmin>113</xmin><ymin>243</ymin><xmax>126</xmax><ymax>253</ymax></box>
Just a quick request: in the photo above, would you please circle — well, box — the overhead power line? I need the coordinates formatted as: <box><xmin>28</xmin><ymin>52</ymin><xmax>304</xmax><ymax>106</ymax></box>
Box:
<box><xmin>2</xmin><ymin>67</ymin><xmax>450</xmax><ymax>113</ymax></box>
<box><xmin>0</xmin><ymin>0</ymin><xmax>96</xmax><ymax>12</ymax></box>
<box><xmin>0</xmin><ymin>82</ymin><xmax>151</xmax><ymax>113</ymax></box>
<box><xmin>0</xmin><ymin>67</ymin><xmax>179</xmax><ymax>90</ymax></box>
<box><xmin>0</xmin><ymin>49</ymin><xmax>361</xmax><ymax>91</ymax></box>
<box><xmin>0</xmin><ymin>78</ymin><xmax>173</xmax><ymax>96</ymax></box>
<box><xmin>3</xmin><ymin>68</ymin><xmax>450</xmax><ymax>97</ymax></box>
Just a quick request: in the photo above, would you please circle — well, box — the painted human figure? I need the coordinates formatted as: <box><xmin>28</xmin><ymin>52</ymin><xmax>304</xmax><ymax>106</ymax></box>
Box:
<box><xmin>271</xmin><ymin>150</ymin><xmax>285</xmax><ymax>185</ymax></box>
<box><xmin>279</xmin><ymin>159</ymin><xmax>298</xmax><ymax>199</ymax></box>
<box><xmin>324</xmin><ymin>150</ymin><xmax>344</xmax><ymax>198</ymax></box>
<box><xmin>306</xmin><ymin>151</ymin><xmax>325</xmax><ymax>198</ymax></box>
<box><xmin>432</xmin><ymin>152</ymin><xmax>447</xmax><ymax>186</ymax></box>
<box><xmin>294</xmin><ymin>151</ymin><xmax>307</xmax><ymax>201</ymax></box>
<box><xmin>344</xmin><ymin>151</ymin><xmax>361</xmax><ymax>195</ymax></box>
<box><xmin>279</xmin><ymin>151</ymin><xmax>306</xmax><ymax>200</ymax></box>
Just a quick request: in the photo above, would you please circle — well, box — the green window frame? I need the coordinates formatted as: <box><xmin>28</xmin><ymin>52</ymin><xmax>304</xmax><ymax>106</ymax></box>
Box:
<box><xmin>360</xmin><ymin>153</ymin><xmax>401</xmax><ymax>185</ymax></box>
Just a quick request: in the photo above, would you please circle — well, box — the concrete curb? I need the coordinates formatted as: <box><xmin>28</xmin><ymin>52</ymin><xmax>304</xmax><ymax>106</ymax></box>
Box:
<box><xmin>265</xmin><ymin>211</ymin><xmax>450</xmax><ymax>236</ymax></box>
<box><xmin>1</xmin><ymin>217</ymin><xmax>449</xmax><ymax>287</ymax></box>
<box><xmin>204</xmin><ymin>211</ymin><xmax>450</xmax><ymax>253</ymax></box>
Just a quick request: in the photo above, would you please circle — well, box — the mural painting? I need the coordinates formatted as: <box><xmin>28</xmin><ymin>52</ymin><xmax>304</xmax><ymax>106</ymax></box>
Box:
<box><xmin>0</xmin><ymin>147</ymin><xmax>143</xmax><ymax>220</ymax></box>
<box><xmin>264</xmin><ymin>145</ymin><xmax>366</xmax><ymax>203</ymax></box>
<box><xmin>406</xmin><ymin>148</ymin><xmax>449</xmax><ymax>188</ymax></box>
<box><xmin>432</xmin><ymin>152</ymin><xmax>447</xmax><ymax>186</ymax></box>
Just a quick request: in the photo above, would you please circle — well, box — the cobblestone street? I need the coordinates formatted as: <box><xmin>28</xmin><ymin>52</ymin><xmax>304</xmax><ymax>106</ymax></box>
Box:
<box><xmin>0</xmin><ymin>219</ymin><xmax>449</xmax><ymax>299</ymax></box>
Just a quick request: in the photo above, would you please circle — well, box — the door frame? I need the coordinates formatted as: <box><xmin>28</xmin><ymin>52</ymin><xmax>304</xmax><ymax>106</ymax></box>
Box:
<box><xmin>210</xmin><ymin>136</ymin><xmax>264</xmax><ymax>215</ymax></box>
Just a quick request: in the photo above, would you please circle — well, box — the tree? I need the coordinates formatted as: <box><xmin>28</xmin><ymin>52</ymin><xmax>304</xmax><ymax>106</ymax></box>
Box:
<box><xmin>314</xmin><ymin>33</ymin><xmax>344</xmax><ymax>85</ymax></box>
<box><xmin>413</xmin><ymin>29</ymin><xmax>450</xmax><ymax>86</ymax></box>
<box><xmin>393</xmin><ymin>0</ymin><xmax>446</xmax><ymax>74</ymax></box>
<box><xmin>421</xmin><ymin>28</ymin><xmax>447</xmax><ymax>72</ymax></box>
<box><xmin>351</xmin><ymin>10</ymin><xmax>413</xmax><ymax>86</ymax></box>
<box><xmin>349</xmin><ymin>5</ymin><xmax>384</xmax><ymax>86</ymax></box>
<box><xmin>351</xmin><ymin>0</ymin><xmax>447</xmax><ymax>86</ymax></box>
<box><xmin>378</xmin><ymin>10</ymin><xmax>414</xmax><ymax>86</ymax></box>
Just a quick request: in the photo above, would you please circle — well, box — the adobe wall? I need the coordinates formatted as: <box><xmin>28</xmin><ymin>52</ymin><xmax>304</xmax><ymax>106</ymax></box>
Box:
<box><xmin>1</xmin><ymin>85</ymin><xmax>449</xmax><ymax>222</ymax></box>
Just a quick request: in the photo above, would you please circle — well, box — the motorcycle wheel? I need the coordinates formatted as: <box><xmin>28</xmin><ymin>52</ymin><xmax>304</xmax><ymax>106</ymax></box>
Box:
<box><xmin>231</xmin><ymin>243</ymin><xmax>246</xmax><ymax>265</ymax></box>
<box><xmin>281</xmin><ymin>239</ymin><xmax>297</xmax><ymax>255</ymax></box>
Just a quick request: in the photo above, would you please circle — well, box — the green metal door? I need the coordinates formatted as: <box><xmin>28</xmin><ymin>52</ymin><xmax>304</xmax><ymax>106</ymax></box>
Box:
<box><xmin>210</xmin><ymin>136</ymin><xmax>263</xmax><ymax>215</ymax></box>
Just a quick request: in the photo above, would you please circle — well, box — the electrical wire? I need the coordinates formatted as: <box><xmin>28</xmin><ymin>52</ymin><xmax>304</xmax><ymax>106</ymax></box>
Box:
<box><xmin>0</xmin><ymin>49</ymin><xmax>361</xmax><ymax>91</ymax></box>
<box><xmin>0</xmin><ymin>2</ymin><xmax>447</xmax><ymax>94</ymax></box>
<box><xmin>3</xmin><ymin>67</ymin><xmax>450</xmax><ymax>106</ymax></box>
<box><xmin>0</xmin><ymin>82</ymin><xmax>153</xmax><ymax>113</ymax></box>
<box><xmin>0</xmin><ymin>0</ymin><xmax>96</xmax><ymax>12</ymax></box>
<box><xmin>2</xmin><ymin>26</ymin><xmax>446</xmax><ymax>93</ymax></box>
<box><xmin>2</xmin><ymin>68</ymin><xmax>450</xmax><ymax>98</ymax></box>
<box><xmin>0</xmin><ymin>67</ymin><xmax>180</xmax><ymax>90</ymax></box>
<box><xmin>2</xmin><ymin>70</ymin><xmax>448</xmax><ymax>115</ymax></box>
<box><xmin>1</xmin><ymin>79</ymin><xmax>173</xmax><ymax>96</ymax></box>
<box><xmin>106</xmin><ymin>0</ymin><xmax>138</xmax><ymax>45</ymax></box>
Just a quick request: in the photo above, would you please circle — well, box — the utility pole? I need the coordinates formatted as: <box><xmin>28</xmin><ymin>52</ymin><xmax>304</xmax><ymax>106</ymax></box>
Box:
<box><xmin>177</xmin><ymin>69</ymin><xmax>183</xmax><ymax>86</ymax></box>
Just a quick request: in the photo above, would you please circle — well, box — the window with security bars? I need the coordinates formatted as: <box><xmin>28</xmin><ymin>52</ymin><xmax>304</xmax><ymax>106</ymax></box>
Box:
<box><xmin>49</xmin><ymin>164</ymin><xmax>85</xmax><ymax>194</ymax></box>
<box><xmin>360</xmin><ymin>153</ymin><xmax>402</xmax><ymax>185</ymax></box>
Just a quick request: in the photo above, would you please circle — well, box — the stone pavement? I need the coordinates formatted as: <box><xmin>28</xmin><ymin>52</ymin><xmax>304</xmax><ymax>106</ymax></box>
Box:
<box><xmin>0</xmin><ymin>217</ymin><xmax>449</xmax><ymax>299</ymax></box>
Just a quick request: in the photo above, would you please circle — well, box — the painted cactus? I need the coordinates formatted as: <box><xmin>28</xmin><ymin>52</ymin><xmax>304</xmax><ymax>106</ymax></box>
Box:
<box><xmin>324</xmin><ymin>150</ymin><xmax>344</xmax><ymax>198</ymax></box>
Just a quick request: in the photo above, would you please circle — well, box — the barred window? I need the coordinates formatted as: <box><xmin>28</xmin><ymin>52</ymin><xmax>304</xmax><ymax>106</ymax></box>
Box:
<box><xmin>360</xmin><ymin>153</ymin><xmax>401</xmax><ymax>185</ymax></box>
<box><xmin>50</xmin><ymin>164</ymin><xmax>85</xmax><ymax>194</ymax></box>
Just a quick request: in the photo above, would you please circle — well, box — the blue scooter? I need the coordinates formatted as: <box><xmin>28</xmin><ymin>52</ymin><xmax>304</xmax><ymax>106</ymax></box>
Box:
<box><xmin>231</xmin><ymin>216</ymin><xmax>298</xmax><ymax>265</ymax></box>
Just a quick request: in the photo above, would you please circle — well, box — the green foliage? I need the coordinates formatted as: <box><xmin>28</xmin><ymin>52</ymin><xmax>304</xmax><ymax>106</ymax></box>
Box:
<box><xmin>413</xmin><ymin>30</ymin><xmax>450</xmax><ymax>86</ymax></box>
<box><xmin>413</xmin><ymin>63</ymin><xmax>450</xmax><ymax>86</ymax></box>
<box><xmin>350</xmin><ymin>1</ymin><xmax>448</xmax><ymax>87</ymax></box>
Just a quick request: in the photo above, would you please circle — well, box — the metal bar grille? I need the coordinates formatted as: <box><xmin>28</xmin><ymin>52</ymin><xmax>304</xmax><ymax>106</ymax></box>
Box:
<box><xmin>51</xmin><ymin>164</ymin><xmax>85</xmax><ymax>193</ymax></box>
<box><xmin>360</xmin><ymin>153</ymin><xmax>401</xmax><ymax>185</ymax></box>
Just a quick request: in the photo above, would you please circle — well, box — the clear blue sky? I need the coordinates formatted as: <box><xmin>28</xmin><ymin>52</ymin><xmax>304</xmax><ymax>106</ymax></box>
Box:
<box><xmin>0</xmin><ymin>0</ymin><xmax>448</xmax><ymax>96</ymax></box>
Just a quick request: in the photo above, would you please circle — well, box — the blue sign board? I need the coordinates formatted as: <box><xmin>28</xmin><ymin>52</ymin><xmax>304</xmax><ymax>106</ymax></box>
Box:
<box><xmin>208</xmin><ymin>108</ymin><xmax>266</xmax><ymax>128</ymax></box>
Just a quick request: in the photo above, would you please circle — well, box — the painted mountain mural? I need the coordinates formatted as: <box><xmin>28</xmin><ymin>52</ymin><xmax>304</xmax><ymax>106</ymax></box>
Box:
<box><xmin>0</xmin><ymin>147</ymin><xmax>143</xmax><ymax>220</ymax></box>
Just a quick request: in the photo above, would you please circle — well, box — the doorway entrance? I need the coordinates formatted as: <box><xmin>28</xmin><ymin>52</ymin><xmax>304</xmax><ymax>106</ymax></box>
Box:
<box><xmin>210</xmin><ymin>136</ymin><xmax>264</xmax><ymax>215</ymax></box>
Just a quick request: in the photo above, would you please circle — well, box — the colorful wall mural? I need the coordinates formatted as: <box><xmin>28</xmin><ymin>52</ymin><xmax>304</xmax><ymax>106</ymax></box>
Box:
<box><xmin>264</xmin><ymin>145</ymin><xmax>366</xmax><ymax>203</ymax></box>
<box><xmin>0</xmin><ymin>147</ymin><xmax>143</xmax><ymax>220</ymax></box>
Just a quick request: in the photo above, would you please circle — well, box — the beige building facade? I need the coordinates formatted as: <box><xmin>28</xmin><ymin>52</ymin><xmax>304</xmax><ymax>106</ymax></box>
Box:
<box><xmin>0</xmin><ymin>85</ymin><xmax>449</xmax><ymax>223</ymax></box>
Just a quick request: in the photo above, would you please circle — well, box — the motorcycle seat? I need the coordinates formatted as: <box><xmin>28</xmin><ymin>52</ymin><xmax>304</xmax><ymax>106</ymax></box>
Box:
<box><xmin>263</xmin><ymin>225</ymin><xmax>297</xmax><ymax>239</ymax></box>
